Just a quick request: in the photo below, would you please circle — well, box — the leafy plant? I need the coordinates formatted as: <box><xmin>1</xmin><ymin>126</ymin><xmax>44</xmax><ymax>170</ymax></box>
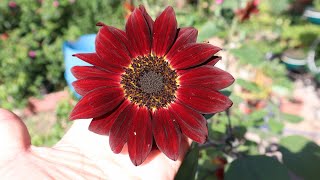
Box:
<box><xmin>0</xmin><ymin>0</ymin><xmax>124</xmax><ymax>109</ymax></box>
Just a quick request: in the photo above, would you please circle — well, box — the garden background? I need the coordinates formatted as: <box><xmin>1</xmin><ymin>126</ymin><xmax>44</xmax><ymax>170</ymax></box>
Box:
<box><xmin>1</xmin><ymin>0</ymin><xmax>320</xmax><ymax>179</ymax></box>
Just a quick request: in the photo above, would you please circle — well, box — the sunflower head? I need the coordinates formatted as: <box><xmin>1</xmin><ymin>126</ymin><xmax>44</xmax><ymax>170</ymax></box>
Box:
<box><xmin>70</xmin><ymin>5</ymin><xmax>234</xmax><ymax>166</ymax></box>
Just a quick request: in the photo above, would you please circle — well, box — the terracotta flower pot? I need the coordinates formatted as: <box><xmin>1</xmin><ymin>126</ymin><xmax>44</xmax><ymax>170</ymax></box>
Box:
<box><xmin>280</xmin><ymin>97</ymin><xmax>303</xmax><ymax>116</ymax></box>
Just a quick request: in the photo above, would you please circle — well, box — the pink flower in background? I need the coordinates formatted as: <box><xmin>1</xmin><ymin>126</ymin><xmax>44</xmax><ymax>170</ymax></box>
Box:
<box><xmin>215</xmin><ymin>0</ymin><xmax>224</xmax><ymax>5</ymax></box>
<box><xmin>8</xmin><ymin>1</ymin><xmax>17</xmax><ymax>8</ymax></box>
<box><xmin>28</xmin><ymin>51</ymin><xmax>36</xmax><ymax>59</ymax></box>
<box><xmin>53</xmin><ymin>0</ymin><xmax>59</xmax><ymax>7</ymax></box>
<box><xmin>0</xmin><ymin>33</ymin><xmax>9</xmax><ymax>41</ymax></box>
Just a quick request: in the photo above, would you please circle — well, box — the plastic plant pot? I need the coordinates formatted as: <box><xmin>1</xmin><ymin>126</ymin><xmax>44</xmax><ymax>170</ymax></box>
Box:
<box><xmin>304</xmin><ymin>8</ymin><xmax>320</xmax><ymax>25</ymax></box>
<box><xmin>63</xmin><ymin>34</ymin><xmax>96</xmax><ymax>99</ymax></box>
<box><xmin>307</xmin><ymin>38</ymin><xmax>320</xmax><ymax>83</ymax></box>
<box><xmin>281</xmin><ymin>49</ymin><xmax>307</xmax><ymax>71</ymax></box>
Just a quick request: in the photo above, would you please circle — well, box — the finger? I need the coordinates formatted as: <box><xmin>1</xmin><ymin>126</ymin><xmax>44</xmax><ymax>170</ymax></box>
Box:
<box><xmin>0</xmin><ymin>109</ymin><xmax>31</xmax><ymax>163</ymax></box>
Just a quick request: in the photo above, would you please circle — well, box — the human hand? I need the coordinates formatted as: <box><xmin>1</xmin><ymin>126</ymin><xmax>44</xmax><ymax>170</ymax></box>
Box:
<box><xmin>0</xmin><ymin>108</ymin><xmax>191</xmax><ymax>180</ymax></box>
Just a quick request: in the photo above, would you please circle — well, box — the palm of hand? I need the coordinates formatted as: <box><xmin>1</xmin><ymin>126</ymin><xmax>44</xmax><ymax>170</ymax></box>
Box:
<box><xmin>0</xmin><ymin>109</ymin><xmax>190</xmax><ymax>180</ymax></box>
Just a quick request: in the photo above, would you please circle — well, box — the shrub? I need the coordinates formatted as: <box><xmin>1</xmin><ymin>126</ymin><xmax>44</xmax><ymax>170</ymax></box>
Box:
<box><xmin>0</xmin><ymin>0</ymin><xmax>124</xmax><ymax>109</ymax></box>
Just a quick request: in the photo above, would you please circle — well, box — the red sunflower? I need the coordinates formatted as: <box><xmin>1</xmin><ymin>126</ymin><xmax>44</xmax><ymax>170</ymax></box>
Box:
<box><xmin>236</xmin><ymin>0</ymin><xmax>259</xmax><ymax>22</ymax></box>
<box><xmin>70</xmin><ymin>5</ymin><xmax>234</xmax><ymax>166</ymax></box>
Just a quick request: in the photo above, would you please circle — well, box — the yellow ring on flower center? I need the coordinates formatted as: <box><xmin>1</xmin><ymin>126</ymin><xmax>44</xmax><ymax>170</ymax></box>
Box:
<box><xmin>121</xmin><ymin>55</ymin><xmax>178</xmax><ymax>109</ymax></box>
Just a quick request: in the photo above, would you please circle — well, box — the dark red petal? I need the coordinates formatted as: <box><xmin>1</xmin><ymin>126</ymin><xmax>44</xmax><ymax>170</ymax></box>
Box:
<box><xmin>69</xmin><ymin>87</ymin><xmax>124</xmax><ymax>120</ymax></box>
<box><xmin>152</xmin><ymin>108</ymin><xmax>181</xmax><ymax>160</ymax></box>
<box><xmin>176</xmin><ymin>87</ymin><xmax>232</xmax><ymax>114</ymax></box>
<box><xmin>102</xmin><ymin>25</ymin><xmax>136</xmax><ymax>59</ymax></box>
<box><xmin>71</xmin><ymin>66</ymin><xmax>119</xmax><ymax>80</ymax></box>
<box><xmin>169</xmin><ymin>102</ymin><xmax>208</xmax><ymax>144</ymax></box>
<box><xmin>166</xmin><ymin>27</ymin><xmax>198</xmax><ymax>60</ymax></box>
<box><xmin>109</xmin><ymin>104</ymin><xmax>138</xmax><ymax>153</ymax></box>
<box><xmin>179</xmin><ymin>65</ymin><xmax>234</xmax><ymax>90</ymax></box>
<box><xmin>205</xmin><ymin>56</ymin><xmax>221</xmax><ymax>66</ymax></box>
<box><xmin>168</xmin><ymin>43</ymin><xmax>221</xmax><ymax>70</ymax></box>
<box><xmin>126</xmin><ymin>8</ymin><xmax>152</xmax><ymax>57</ymax></box>
<box><xmin>72</xmin><ymin>78</ymin><xmax>120</xmax><ymax>96</ymax></box>
<box><xmin>177</xmin><ymin>56</ymin><xmax>222</xmax><ymax>76</ymax></box>
<box><xmin>128</xmin><ymin>106</ymin><xmax>153</xmax><ymax>166</ymax></box>
<box><xmin>73</xmin><ymin>53</ymin><xmax>124</xmax><ymax>73</ymax></box>
<box><xmin>89</xmin><ymin>100</ymin><xmax>130</xmax><ymax>135</ymax></box>
<box><xmin>139</xmin><ymin>5</ymin><xmax>154</xmax><ymax>34</ymax></box>
<box><xmin>152</xmin><ymin>6</ymin><xmax>177</xmax><ymax>57</ymax></box>
<box><xmin>96</xmin><ymin>26</ymin><xmax>132</xmax><ymax>68</ymax></box>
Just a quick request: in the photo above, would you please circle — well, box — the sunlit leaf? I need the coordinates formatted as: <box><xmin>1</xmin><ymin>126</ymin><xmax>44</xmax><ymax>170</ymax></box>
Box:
<box><xmin>236</xmin><ymin>140</ymin><xmax>259</xmax><ymax>155</ymax></box>
<box><xmin>236</xmin><ymin>78</ymin><xmax>261</xmax><ymax>93</ymax></box>
<box><xmin>230</xmin><ymin>45</ymin><xmax>264</xmax><ymax>66</ymax></box>
<box><xmin>268</xmin><ymin>119</ymin><xmax>284</xmax><ymax>134</ymax></box>
<box><xmin>281</xmin><ymin>113</ymin><xmax>303</xmax><ymax>124</ymax></box>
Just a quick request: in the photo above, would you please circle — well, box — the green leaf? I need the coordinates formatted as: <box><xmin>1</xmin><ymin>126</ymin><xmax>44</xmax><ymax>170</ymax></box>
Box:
<box><xmin>236</xmin><ymin>140</ymin><xmax>259</xmax><ymax>155</ymax></box>
<box><xmin>268</xmin><ymin>119</ymin><xmax>284</xmax><ymax>134</ymax></box>
<box><xmin>175</xmin><ymin>143</ymin><xmax>199</xmax><ymax>180</ymax></box>
<box><xmin>212</xmin><ymin>122</ymin><xmax>227</xmax><ymax>134</ymax></box>
<box><xmin>236</xmin><ymin>79</ymin><xmax>261</xmax><ymax>93</ymax></box>
<box><xmin>233</xmin><ymin>125</ymin><xmax>247</xmax><ymax>139</ymax></box>
<box><xmin>204</xmin><ymin>113</ymin><xmax>215</xmax><ymax>120</ymax></box>
<box><xmin>266</xmin><ymin>0</ymin><xmax>290</xmax><ymax>15</ymax></box>
<box><xmin>279</xmin><ymin>135</ymin><xmax>320</xmax><ymax>180</ymax></box>
<box><xmin>281</xmin><ymin>113</ymin><xmax>303</xmax><ymax>123</ymax></box>
<box><xmin>198</xmin><ymin>21</ymin><xmax>220</xmax><ymax>42</ymax></box>
<box><xmin>247</xmin><ymin>110</ymin><xmax>267</xmax><ymax>121</ymax></box>
<box><xmin>220</xmin><ymin>90</ymin><xmax>232</xmax><ymax>97</ymax></box>
<box><xmin>230</xmin><ymin>45</ymin><xmax>265</xmax><ymax>66</ymax></box>
<box><xmin>243</xmin><ymin>110</ymin><xmax>266</xmax><ymax>127</ymax></box>
<box><xmin>225</xmin><ymin>155</ymin><xmax>290</xmax><ymax>180</ymax></box>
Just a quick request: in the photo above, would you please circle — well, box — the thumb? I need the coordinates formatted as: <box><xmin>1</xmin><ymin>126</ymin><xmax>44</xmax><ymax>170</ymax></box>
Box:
<box><xmin>0</xmin><ymin>109</ymin><xmax>31</xmax><ymax>163</ymax></box>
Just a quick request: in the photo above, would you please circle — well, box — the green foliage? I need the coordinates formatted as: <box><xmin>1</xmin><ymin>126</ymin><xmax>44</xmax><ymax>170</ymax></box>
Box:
<box><xmin>0</xmin><ymin>0</ymin><xmax>124</xmax><ymax>109</ymax></box>
<box><xmin>231</xmin><ymin>43</ymin><xmax>266</xmax><ymax>66</ymax></box>
<box><xmin>268</xmin><ymin>119</ymin><xmax>284</xmax><ymax>134</ymax></box>
<box><xmin>197</xmin><ymin>148</ymin><xmax>226</xmax><ymax>180</ymax></box>
<box><xmin>265</xmin><ymin>0</ymin><xmax>290</xmax><ymax>15</ymax></box>
<box><xmin>231</xmin><ymin>41</ymin><xmax>293</xmax><ymax>92</ymax></box>
<box><xmin>197</xmin><ymin>21</ymin><xmax>226</xmax><ymax>42</ymax></box>
<box><xmin>225</xmin><ymin>155</ymin><xmax>290</xmax><ymax>180</ymax></box>
<box><xmin>281</xmin><ymin>113</ymin><xmax>303</xmax><ymax>123</ymax></box>
<box><xmin>260</xmin><ymin>61</ymin><xmax>293</xmax><ymax>90</ymax></box>
<box><xmin>175</xmin><ymin>143</ymin><xmax>199</xmax><ymax>180</ymax></box>
<box><xmin>236</xmin><ymin>78</ymin><xmax>261</xmax><ymax>93</ymax></box>
<box><xmin>279</xmin><ymin>135</ymin><xmax>320</xmax><ymax>180</ymax></box>
<box><xmin>281</xmin><ymin>23</ymin><xmax>320</xmax><ymax>48</ymax></box>
<box><xmin>30</xmin><ymin>99</ymin><xmax>72</xmax><ymax>146</ymax></box>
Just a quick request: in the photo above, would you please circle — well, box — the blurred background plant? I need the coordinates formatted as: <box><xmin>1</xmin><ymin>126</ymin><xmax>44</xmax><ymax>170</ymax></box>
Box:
<box><xmin>0</xmin><ymin>0</ymin><xmax>124</xmax><ymax>109</ymax></box>
<box><xmin>1</xmin><ymin>0</ymin><xmax>320</xmax><ymax>179</ymax></box>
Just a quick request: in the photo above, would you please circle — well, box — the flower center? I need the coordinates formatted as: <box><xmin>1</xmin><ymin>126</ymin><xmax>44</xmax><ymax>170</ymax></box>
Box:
<box><xmin>121</xmin><ymin>55</ymin><xmax>178</xmax><ymax>110</ymax></box>
<box><xmin>138</xmin><ymin>71</ymin><xmax>164</xmax><ymax>94</ymax></box>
